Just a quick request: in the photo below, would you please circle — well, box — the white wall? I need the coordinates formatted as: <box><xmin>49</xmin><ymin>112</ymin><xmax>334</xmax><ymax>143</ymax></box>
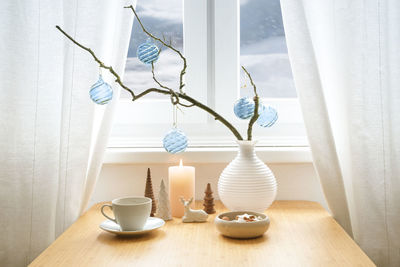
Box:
<box><xmin>90</xmin><ymin>162</ymin><xmax>329</xmax><ymax>211</ymax></box>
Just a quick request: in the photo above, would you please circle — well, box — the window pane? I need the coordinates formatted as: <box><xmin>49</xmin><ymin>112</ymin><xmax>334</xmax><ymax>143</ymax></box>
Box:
<box><xmin>240</xmin><ymin>0</ymin><xmax>296</xmax><ymax>98</ymax></box>
<box><xmin>121</xmin><ymin>0</ymin><xmax>183</xmax><ymax>99</ymax></box>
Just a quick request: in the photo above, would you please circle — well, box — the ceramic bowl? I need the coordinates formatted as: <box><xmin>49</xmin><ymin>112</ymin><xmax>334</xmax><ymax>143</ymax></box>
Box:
<box><xmin>214</xmin><ymin>211</ymin><xmax>270</xmax><ymax>239</ymax></box>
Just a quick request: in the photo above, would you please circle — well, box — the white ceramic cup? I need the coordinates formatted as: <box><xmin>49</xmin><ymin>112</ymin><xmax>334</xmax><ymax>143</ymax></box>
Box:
<box><xmin>101</xmin><ymin>196</ymin><xmax>152</xmax><ymax>231</ymax></box>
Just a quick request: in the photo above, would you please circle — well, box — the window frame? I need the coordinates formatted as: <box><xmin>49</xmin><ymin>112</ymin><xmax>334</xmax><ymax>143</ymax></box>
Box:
<box><xmin>109</xmin><ymin>0</ymin><xmax>307</xmax><ymax>152</ymax></box>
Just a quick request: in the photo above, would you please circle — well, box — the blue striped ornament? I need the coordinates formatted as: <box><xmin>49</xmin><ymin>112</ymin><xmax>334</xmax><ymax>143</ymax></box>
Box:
<box><xmin>233</xmin><ymin>97</ymin><xmax>255</xmax><ymax>119</ymax></box>
<box><xmin>257</xmin><ymin>105</ymin><xmax>278</xmax><ymax>127</ymax></box>
<box><xmin>163</xmin><ymin>128</ymin><xmax>188</xmax><ymax>154</ymax></box>
<box><xmin>137</xmin><ymin>40</ymin><xmax>159</xmax><ymax>65</ymax></box>
<box><xmin>89</xmin><ymin>75</ymin><xmax>113</xmax><ymax>105</ymax></box>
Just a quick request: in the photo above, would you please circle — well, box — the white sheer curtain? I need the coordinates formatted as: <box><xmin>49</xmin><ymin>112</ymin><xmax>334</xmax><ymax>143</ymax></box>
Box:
<box><xmin>281</xmin><ymin>0</ymin><xmax>400</xmax><ymax>266</ymax></box>
<box><xmin>0</xmin><ymin>0</ymin><xmax>134</xmax><ymax>266</ymax></box>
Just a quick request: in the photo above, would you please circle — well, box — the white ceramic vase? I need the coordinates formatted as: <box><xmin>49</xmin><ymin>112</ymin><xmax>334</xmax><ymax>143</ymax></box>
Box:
<box><xmin>218</xmin><ymin>140</ymin><xmax>277</xmax><ymax>212</ymax></box>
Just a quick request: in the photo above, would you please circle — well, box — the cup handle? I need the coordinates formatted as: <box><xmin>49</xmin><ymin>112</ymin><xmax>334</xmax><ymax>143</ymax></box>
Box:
<box><xmin>101</xmin><ymin>204</ymin><xmax>117</xmax><ymax>223</ymax></box>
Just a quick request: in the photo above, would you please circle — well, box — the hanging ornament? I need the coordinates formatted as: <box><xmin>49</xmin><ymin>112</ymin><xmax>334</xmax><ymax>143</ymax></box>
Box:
<box><xmin>257</xmin><ymin>105</ymin><xmax>278</xmax><ymax>127</ymax></box>
<box><xmin>233</xmin><ymin>97</ymin><xmax>255</xmax><ymax>119</ymax></box>
<box><xmin>137</xmin><ymin>38</ymin><xmax>159</xmax><ymax>65</ymax></box>
<box><xmin>163</xmin><ymin>128</ymin><xmax>188</xmax><ymax>154</ymax></box>
<box><xmin>163</xmin><ymin>105</ymin><xmax>188</xmax><ymax>154</ymax></box>
<box><xmin>89</xmin><ymin>74</ymin><xmax>113</xmax><ymax>105</ymax></box>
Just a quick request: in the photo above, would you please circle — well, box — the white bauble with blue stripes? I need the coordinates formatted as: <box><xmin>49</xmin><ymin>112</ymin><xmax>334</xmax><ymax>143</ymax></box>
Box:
<box><xmin>233</xmin><ymin>97</ymin><xmax>255</xmax><ymax>119</ymax></box>
<box><xmin>257</xmin><ymin>105</ymin><xmax>278</xmax><ymax>127</ymax></box>
<box><xmin>163</xmin><ymin>128</ymin><xmax>188</xmax><ymax>154</ymax></box>
<box><xmin>89</xmin><ymin>75</ymin><xmax>113</xmax><ymax>105</ymax></box>
<box><xmin>137</xmin><ymin>39</ymin><xmax>159</xmax><ymax>65</ymax></box>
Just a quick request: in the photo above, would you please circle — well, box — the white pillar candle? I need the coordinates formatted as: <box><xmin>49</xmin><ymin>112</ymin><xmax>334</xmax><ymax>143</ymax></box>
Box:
<box><xmin>169</xmin><ymin>159</ymin><xmax>195</xmax><ymax>217</ymax></box>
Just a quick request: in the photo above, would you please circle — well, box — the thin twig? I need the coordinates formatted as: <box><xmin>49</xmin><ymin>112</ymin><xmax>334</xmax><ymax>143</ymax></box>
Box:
<box><xmin>124</xmin><ymin>5</ymin><xmax>187</xmax><ymax>94</ymax></box>
<box><xmin>242</xmin><ymin>66</ymin><xmax>257</xmax><ymax>95</ymax></box>
<box><xmin>151</xmin><ymin>63</ymin><xmax>171</xmax><ymax>91</ymax></box>
<box><xmin>178</xmin><ymin>102</ymin><xmax>195</xmax><ymax>108</ymax></box>
<box><xmin>55</xmin><ymin>25</ymin><xmax>135</xmax><ymax>100</ymax></box>
<box><xmin>150</xmin><ymin>62</ymin><xmax>181</xmax><ymax>105</ymax></box>
<box><xmin>242</xmin><ymin>66</ymin><xmax>259</xmax><ymax>141</ymax></box>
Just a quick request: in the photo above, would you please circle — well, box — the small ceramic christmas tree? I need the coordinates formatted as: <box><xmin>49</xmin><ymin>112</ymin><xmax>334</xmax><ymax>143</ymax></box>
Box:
<box><xmin>144</xmin><ymin>168</ymin><xmax>156</xmax><ymax>217</ymax></box>
<box><xmin>156</xmin><ymin>179</ymin><xmax>172</xmax><ymax>221</ymax></box>
<box><xmin>203</xmin><ymin>183</ymin><xmax>216</xmax><ymax>214</ymax></box>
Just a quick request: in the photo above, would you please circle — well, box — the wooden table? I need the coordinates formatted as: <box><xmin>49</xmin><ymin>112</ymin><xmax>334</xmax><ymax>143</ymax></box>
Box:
<box><xmin>30</xmin><ymin>201</ymin><xmax>375</xmax><ymax>267</ymax></box>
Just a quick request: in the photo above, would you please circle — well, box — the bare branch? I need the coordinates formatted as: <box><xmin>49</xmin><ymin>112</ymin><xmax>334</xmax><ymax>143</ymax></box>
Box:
<box><xmin>124</xmin><ymin>5</ymin><xmax>187</xmax><ymax>94</ymax></box>
<box><xmin>242</xmin><ymin>66</ymin><xmax>259</xmax><ymax>141</ymax></box>
<box><xmin>151</xmin><ymin>62</ymin><xmax>172</xmax><ymax>91</ymax></box>
<box><xmin>178</xmin><ymin>102</ymin><xmax>195</xmax><ymax>108</ymax></box>
<box><xmin>55</xmin><ymin>24</ymin><xmax>243</xmax><ymax>140</ymax></box>
<box><xmin>133</xmin><ymin>88</ymin><xmax>243</xmax><ymax>139</ymax></box>
<box><xmin>242</xmin><ymin>66</ymin><xmax>257</xmax><ymax>96</ymax></box>
<box><xmin>151</xmin><ymin>62</ymin><xmax>180</xmax><ymax>105</ymax></box>
<box><xmin>55</xmin><ymin>25</ymin><xmax>135</xmax><ymax>100</ymax></box>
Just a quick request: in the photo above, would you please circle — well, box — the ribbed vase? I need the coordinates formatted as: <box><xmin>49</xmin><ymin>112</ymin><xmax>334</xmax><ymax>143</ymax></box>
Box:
<box><xmin>218</xmin><ymin>140</ymin><xmax>277</xmax><ymax>212</ymax></box>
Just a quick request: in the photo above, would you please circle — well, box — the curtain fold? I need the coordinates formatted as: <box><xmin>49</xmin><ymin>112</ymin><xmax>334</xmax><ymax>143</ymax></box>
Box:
<box><xmin>281</xmin><ymin>0</ymin><xmax>400</xmax><ymax>266</ymax></box>
<box><xmin>0</xmin><ymin>1</ymin><xmax>134</xmax><ymax>266</ymax></box>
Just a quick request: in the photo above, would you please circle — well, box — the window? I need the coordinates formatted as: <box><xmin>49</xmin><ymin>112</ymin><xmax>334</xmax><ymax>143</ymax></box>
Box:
<box><xmin>239</xmin><ymin>0</ymin><xmax>295</xmax><ymax>98</ymax></box>
<box><xmin>110</xmin><ymin>0</ymin><xmax>306</xmax><ymax>149</ymax></box>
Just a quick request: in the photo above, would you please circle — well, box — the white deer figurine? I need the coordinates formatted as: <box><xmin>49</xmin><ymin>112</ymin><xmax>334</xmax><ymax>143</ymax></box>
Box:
<box><xmin>180</xmin><ymin>197</ymin><xmax>208</xmax><ymax>223</ymax></box>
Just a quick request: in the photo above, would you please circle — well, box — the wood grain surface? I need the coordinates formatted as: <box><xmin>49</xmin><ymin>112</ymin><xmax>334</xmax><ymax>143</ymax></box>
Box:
<box><xmin>29</xmin><ymin>201</ymin><xmax>375</xmax><ymax>267</ymax></box>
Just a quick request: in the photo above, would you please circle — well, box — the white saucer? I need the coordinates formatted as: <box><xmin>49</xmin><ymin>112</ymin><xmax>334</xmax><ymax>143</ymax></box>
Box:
<box><xmin>100</xmin><ymin>217</ymin><xmax>165</xmax><ymax>236</ymax></box>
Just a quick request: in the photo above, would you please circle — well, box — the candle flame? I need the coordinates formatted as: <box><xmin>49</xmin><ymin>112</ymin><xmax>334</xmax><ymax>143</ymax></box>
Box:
<box><xmin>179</xmin><ymin>159</ymin><xmax>183</xmax><ymax>167</ymax></box>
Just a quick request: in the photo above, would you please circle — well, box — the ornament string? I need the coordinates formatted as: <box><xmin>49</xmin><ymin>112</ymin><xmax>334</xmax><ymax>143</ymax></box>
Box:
<box><xmin>173</xmin><ymin>105</ymin><xmax>177</xmax><ymax>128</ymax></box>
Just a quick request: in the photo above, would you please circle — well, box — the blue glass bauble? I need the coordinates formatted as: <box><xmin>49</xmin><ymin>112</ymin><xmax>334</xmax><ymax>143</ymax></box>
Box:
<box><xmin>89</xmin><ymin>75</ymin><xmax>113</xmax><ymax>105</ymax></box>
<box><xmin>137</xmin><ymin>40</ymin><xmax>159</xmax><ymax>65</ymax></box>
<box><xmin>257</xmin><ymin>105</ymin><xmax>278</xmax><ymax>127</ymax></box>
<box><xmin>233</xmin><ymin>97</ymin><xmax>255</xmax><ymax>119</ymax></box>
<box><xmin>163</xmin><ymin>128</ymin><xmax>188</xmax><ymax>154</ymax></box>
